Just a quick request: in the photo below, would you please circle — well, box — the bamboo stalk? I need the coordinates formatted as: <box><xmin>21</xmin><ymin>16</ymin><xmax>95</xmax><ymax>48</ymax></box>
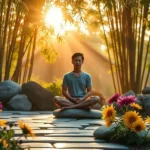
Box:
<box><xmin>97</xmin><ymin>2</ymin><xmax>117</xmax><ymax>93</ymax></box>
<box><xmin>140</xmin><ymin>36</ymin><xmax>150</xmax><ymax>91</ymax></box>
<box><xmin>27</xmin><ymin>27</ymin><xmax>38</xmax><ymax>81</ymax></box>
<box><xmin>107</xmin><ymin>9</ymin><xmax>121</xmax><ymax>93</ymax></box>
<box><xmin>0</xmin><ymin>0</ymin><xmax>12</xmax><ymax>81</ymax></box>
<box><xmin>5</xmin><ymin>4</ymin><xmax>21</xmax><ymax>80</ymax></box>
<box><xmin>136</xmin><ymin>2</ymin><xmax>149</xmax><ymax>92</ymax></box>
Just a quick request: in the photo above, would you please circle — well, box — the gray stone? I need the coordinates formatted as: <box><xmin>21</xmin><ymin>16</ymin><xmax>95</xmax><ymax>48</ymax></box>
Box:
<box><xmin>22</xmin><ymin>81</ymin><xmax>58</xmax><ymax>110</ymax></box>
<box><xmin>121</xmin><ymin>90</ymin><xmax>136</xmax><ymax>96</ymax></box>
<box><xmin>15</xmin><ymin>129</ymin><xmax>92</xmax><ymax>135</ymax></box>
<box><xmin>85</xmin><ymin>126</ymin><xmax>100</xmax><ymax>130</ymax></box>
<box><xmin>54</xmin><ymin>143</ymin><xmax>129</xmax><ymax>150</ymax></box>
<box><xmin>7</xmin><ymin>94</ymin><xmax>32</xmax><ymax>111</ymax></box>
<box><xmin>53</xmin><ymin>109</ymin><xmax>102</xmax><ymax>119</ymax></box>
<box><xmin>142</xmin><ymin>87</ymin><xmax>150</xmax><ymax>94</ymax></box>
<box><xmin>68</xmin><ymin>119</ymin><xmax>104</xmax><ymax>125</ymax></box>
<box><xmin>136</xmin><ymin>94</ymin><xmax>144</xmax><ymax>103</ymax></box>
<box><xmin>16</xmin><ymin>123</ymin><xmax>53</xmax><ymax>127</ymax></box>
<box><xmin>16</xmin><ymin>137</ymin><xmax>105</xmax><ymax>143</ymax></box>
<box><xmin>93</xmin><ymin>125</ymin><xmax>116</xmax><ymax>140</ymax></box>
<box><xmin>53</xmin><ymin>124</ymin><xmax>82</xmax><ymax>128</ymax></box>
<box><xmin>47</xmin><ymin>133</ymin><xmax>93</xmax><ymax>137</ymax></box>
<box><xmin>143</xmin><ymin>95</ymin><xmax>150</xmax><ymax>115</ymax></box>
<box><xmin>21</xmin><ymin>143</ymin><xmax>52</xmax><ymax>148</ymax></box>
<box><xmin>0</xmin><ymin>80</ymin><xmax>21</xmax><ymax>102</ymax></box>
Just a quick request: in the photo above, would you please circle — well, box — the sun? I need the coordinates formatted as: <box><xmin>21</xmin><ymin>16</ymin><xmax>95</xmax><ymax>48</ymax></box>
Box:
<box><xmin>45</xmin><ymin>6</ymin><xmax>64</xmax><ymax>31</ymax></box>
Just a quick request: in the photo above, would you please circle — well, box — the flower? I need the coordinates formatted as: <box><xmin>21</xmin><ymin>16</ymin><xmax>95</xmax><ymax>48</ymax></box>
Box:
<box><xmin>123</xmin><ymin>111</ymin><xmax>141</xmax><ymax>128</ymax></box>
<box><xmin>18</xmin><ymin>121</ymin><xmax>35</xmax><ymax>137</ymax></box>
<box><xmin>117</xmin><ymin>95</ymin><xmax>136</xmax><ymax>106</ymax></box>
<box><xmin>0</xmin><ymin>120</ymin><xmax>7</xmax><ymax>126</ymax></box>
<box><xmin>0</xmin><ymin>139</ymin><xmax>8</xmax><ymax>148</ymax></box>
<box><xmin>102</xmin><ymin>105</ymin><xmax>116</xmax><ymax>122</ymax></box>
<box><xmin>108</xmin><ymin>93</ymin><xmax>120</xmax><ymax>104</ymax></box>
<box><xmin>130</xmin><ymin>103</ymin><xmax>142</xmax><ymax>110</ymax></box>
<box><xmin>131</xmin><ymin>120</ymin><xmax>145</xmax><ymax>132</ymax></box>
<box><xmin>145</xmin><ymin>116</ymin><xmax>150</xmax><ymax>124</ymax></box>
<box><xmin>105</xmin><ymin>118</ymin><xmax>113</xmax><ymax>127</ymax></box>
<box><xmin>0</xmin><ymin>102</ymin><xmax>3</xmax><ymax>109</ymax></box>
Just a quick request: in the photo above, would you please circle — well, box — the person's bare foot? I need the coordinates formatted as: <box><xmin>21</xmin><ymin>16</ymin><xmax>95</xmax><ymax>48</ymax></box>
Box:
<box><xmin>61</xmin><ymin>107</ymin><xmax>69</xmax><ymax>111</ymax></box>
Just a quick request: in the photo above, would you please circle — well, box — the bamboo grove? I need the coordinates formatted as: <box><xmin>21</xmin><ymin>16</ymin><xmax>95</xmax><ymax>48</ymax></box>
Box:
<box><xmin>0</xmin><ymin>0</ymin><xmax>150</xmax><ymax>94</ymax></box>
<box><xmin>90</xmin><ymin>0</ymin><xmax>150</xmax><ymax>93</ymax></box>
<box><xmin>0</xmin><ymin>0</ymin><xmax>60</xmax><ymax>84</ymax></box>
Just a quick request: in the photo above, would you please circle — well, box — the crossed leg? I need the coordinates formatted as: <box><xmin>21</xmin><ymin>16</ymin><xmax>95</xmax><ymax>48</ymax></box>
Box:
<box><xmin>53</xmin><ymin>96</ymin><xmax>100</xmax><ymax>110</ymax></box>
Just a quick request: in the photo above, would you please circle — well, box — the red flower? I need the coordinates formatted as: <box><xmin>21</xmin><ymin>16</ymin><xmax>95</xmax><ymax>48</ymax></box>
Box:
<box><xmin>108</xmin><ymin>93</ymin><xmax>120</xmax><ymax>104</ymax></box>
<box><xmin>117</xmin><ymin>95</ymin><xmax>136</xmax><ymax>106</ymax></box>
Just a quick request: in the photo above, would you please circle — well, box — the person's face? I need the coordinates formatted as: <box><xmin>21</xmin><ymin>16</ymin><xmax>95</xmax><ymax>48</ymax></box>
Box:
<box><xmin>72</xmin><ymin>56</ymin><xmax>84</xmax><ymax>68</ymax></box>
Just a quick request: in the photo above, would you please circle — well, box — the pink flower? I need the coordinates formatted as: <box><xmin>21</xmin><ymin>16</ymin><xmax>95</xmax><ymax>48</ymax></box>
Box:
<box><xmin>117</xmin><ymin>95</ymin><xmax>136</xmax><ymax>106</ymax></box>
<box><xmin>108</xmin><ymin>93</ymin><xmax>120</xmax><ymax>104</ymax></box>
<box><xmin>0</xmin><ymin>102</ymin><xmax>3</xmax><ymax>109</ymax></box>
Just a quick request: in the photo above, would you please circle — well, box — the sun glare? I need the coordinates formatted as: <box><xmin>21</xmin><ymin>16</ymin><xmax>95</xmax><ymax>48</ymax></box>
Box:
<box><xmin>44</xmin><ymin>6</ymin><xmax>89</xmax><ymax>35</ymax></box>
<box><xmin>45</xmin><ymin>7</ymin><xmax>63</xmax><ymax>31</ymax></box>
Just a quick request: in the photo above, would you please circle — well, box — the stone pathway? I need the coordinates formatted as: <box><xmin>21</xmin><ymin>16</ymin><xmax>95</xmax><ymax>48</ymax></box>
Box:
<box><xmin>1</xmin><ymin>111</ymin><xmax>129</xmax><ymax>150</ymax></box>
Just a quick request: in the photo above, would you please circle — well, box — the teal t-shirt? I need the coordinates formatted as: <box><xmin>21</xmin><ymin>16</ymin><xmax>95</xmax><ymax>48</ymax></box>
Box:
<box><xmin>62</xmin><ymin>72</ymin><xmax>92</xmax><ymax>97</ymax></box>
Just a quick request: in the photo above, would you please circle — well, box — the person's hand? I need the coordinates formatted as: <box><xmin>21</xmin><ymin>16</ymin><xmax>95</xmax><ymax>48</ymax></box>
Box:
<box><xmin>75</xmin><ymin>98</ymin><xmax>84</xmax><ymax>104</ymax></box>
<box><xmin>70</xmin><ymin>98</ymin><xmax>78</xmax><ymax>104</ymax></box>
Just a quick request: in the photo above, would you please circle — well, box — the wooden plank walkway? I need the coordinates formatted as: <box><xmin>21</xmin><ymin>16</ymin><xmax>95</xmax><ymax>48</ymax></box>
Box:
<box><xmin>1</xmin><ymin>111</ymin><xmax>129</xmax><ymax>150</ymax></box>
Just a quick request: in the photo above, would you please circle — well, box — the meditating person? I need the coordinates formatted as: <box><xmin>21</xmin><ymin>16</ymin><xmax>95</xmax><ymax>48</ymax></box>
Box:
<box><xmin>53</xmin><ymin>52</ymin><xmax>100</xmax><ymax>110</ymax></box>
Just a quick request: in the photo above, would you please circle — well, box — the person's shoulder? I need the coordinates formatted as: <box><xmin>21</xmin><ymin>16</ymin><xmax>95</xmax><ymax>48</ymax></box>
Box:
<box><xmin>82</xmin><ymin>71</ymin><xmax>91</xmax><ymax>76</ymax></box>
<box><xmin>64</xmin><ymin>72</ymin><xmax>72</xmax><ymax>77</ymax></box>
<box><xmin>82</xmin><ymin>71</ymin><xmax>91</xmax><ymax>77</ymax></box>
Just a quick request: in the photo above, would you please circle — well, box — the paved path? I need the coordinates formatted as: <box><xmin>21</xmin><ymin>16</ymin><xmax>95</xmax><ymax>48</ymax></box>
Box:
<box><xmin>1</xmin><ymin>111</ymin><xmax>129</xmax><ymax>150</ymax></box>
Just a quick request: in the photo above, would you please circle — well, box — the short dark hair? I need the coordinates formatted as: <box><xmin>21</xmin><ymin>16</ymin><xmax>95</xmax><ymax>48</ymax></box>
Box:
<box><xmin>72</xmin><ymin>53</ymin><xmax>84</xmax><ymax>61</ymax></box>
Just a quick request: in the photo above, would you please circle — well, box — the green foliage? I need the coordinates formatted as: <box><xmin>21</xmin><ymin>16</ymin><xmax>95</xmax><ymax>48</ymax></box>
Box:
<box><xmin>30</xmin><ymin>75</ymin><xmax>62</xmax><ymax>96</ymax></box>
<box><xmin>46</xmin><ymin>78</ymin><xmax>62</xmax><ymax>96</ymax></box>
<box><xmin>0</xmin><ymin>124</ymin><xmax>31</xmax><ymax>150</ymax></box>
<box><xmin>110</xmin><ymin>123</ymin><xmax>144</xmax><ymax>145</ymax></box>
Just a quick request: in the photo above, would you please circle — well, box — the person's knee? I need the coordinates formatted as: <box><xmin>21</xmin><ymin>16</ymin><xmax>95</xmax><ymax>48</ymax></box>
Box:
<box><xmin>53</xmin><ymin>96</ymin><xmax>61</xmax><ymax>103</ymax></box>
<box><xmin>93</xmin><ymin>96</ymin><xmax>100</xmax><ymax>103</ymax></box>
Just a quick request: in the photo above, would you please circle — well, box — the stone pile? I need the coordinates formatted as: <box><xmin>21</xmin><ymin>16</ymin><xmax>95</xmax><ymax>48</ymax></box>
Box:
<box><xmin>0</xmin><ymin>80</ymin><xmax>57</xmax><ymax>111</ymax></box>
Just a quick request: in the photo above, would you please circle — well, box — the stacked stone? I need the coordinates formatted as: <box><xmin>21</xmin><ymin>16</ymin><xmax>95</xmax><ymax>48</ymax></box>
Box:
<box><xmin>0</xmin><ymin>80</ymin><xmax>57</xmax><ymax>111</ymax></box>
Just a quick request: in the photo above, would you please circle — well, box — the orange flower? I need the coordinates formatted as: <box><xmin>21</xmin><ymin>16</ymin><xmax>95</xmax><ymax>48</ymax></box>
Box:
<box><xmin>131</xmin><ymin>120</ymin><xmax>145</xmax><ymax>132</ymax></box>
<box><xmin>130</xmin><ymin>103</ymin><xmax>142</xmax><ymax>110</ymax></box>
<box><xmin>0</xmin><ymin>120</ymin><xmax>7</xmax><ymax>126</ymax></box>
<box><xmin>102</xmin><ymin>105</ymin><xmax>116</xmax><ymax>121</ymax></box>
<box><xmin>123</xmin><ymin>111</ymin><xmax>142</xmax><ymax>128</ymax></box>
<box><xmin>18</xmin><ymin>121</ymin><xmax>35</xmax><ymax>137</ymax></box>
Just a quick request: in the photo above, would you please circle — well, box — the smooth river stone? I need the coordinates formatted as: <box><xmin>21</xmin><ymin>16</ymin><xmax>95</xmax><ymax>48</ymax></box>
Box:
<box><xmin>53</xmin><ymin>109</ymin><xmax>102</xmax><ymax>119</ymax></box>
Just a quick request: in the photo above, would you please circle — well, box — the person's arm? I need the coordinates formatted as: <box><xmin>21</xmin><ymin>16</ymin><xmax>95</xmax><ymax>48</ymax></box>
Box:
<box><xmin>76</xmin><ymin>73</ymin><xmax>92</xmax><ymax>103</ymax></box>
<box><xmin>83</xmin><ymin>86</ymin><xmax>92</xmax><ymax>100</ymax></box>
<box><xmin>76</xmin><ymin>87</ymin><xmax>92</xmax><ymax>103</ymax></box>
<box><xmin>62</xmin><ymin>86</ymin><xmax>77</xmax><ymax>104</ymax></box>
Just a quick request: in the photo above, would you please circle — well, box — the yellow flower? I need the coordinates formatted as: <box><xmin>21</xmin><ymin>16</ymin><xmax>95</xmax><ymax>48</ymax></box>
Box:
<box><xmin>131</xmin><ymin>120</ymin><xmax>146</xmax><ymax>132</ymax></box>
<box><xmin>3</xmin><ymin>140</ymin><xmax>8</xmax><ymax>148</ymax></box>
<box><xmin>145</xmin><ymin>116</ymin><xmax>150</xmax><ymax>123</ymax></box>
<box><xmin>105</xmin><ymin>118</ymin><xmax>112</xmax><ymax>127</ymax></box>
<box><xmin>123</xmin><ymin>111</ymin><xmax>142</xmax><ymax>128</ymax></box>
<box><xmin>0</xmin><ymin>139</ymin><xmax>8</xmax><ymax>148</ymax></box>
<box><xmin>102</xmin><ymin>105</ymin><xmax>116</xmax><ymax>122</ymax></box>
<box><xmin>130</xmin><ymin>103</ymin><xmax>142</xmax><ymax>110</ymax></box>
<box><xmin>0</xmin><ymin>120</ymin><xmax>7</xmax><ymax>126</ymax></box>
<box><xmin>18</xmin><ymin>121</ymin><xmax>35</xmax><ymax>137</ymax></box>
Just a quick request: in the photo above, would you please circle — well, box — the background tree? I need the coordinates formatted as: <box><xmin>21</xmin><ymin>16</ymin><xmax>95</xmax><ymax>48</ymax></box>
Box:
<box><xmin>85</xmin><ymin>0</ymin><xmax>150</xmax><ymax>93</ymax></box>
<box><xmin>0</xmin><ymin>0</ymin><xmax>86</xmax><ymax>84</ymax></box>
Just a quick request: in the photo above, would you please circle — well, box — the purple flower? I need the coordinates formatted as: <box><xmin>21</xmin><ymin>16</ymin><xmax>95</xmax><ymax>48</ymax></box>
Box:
<box><xmin>117</xmin><ymin>95</ymin><xmax>136</xmax><ymax>106</ymax></box>
<box><xmin>108</xmin><ymin>93</ymin><xmax>120</xmax><ymax>104</ymax></box>
<box><xmin>0</xmin><ymin>102</ymin><xmax>3</xmax><ymax>109</ymax></box>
